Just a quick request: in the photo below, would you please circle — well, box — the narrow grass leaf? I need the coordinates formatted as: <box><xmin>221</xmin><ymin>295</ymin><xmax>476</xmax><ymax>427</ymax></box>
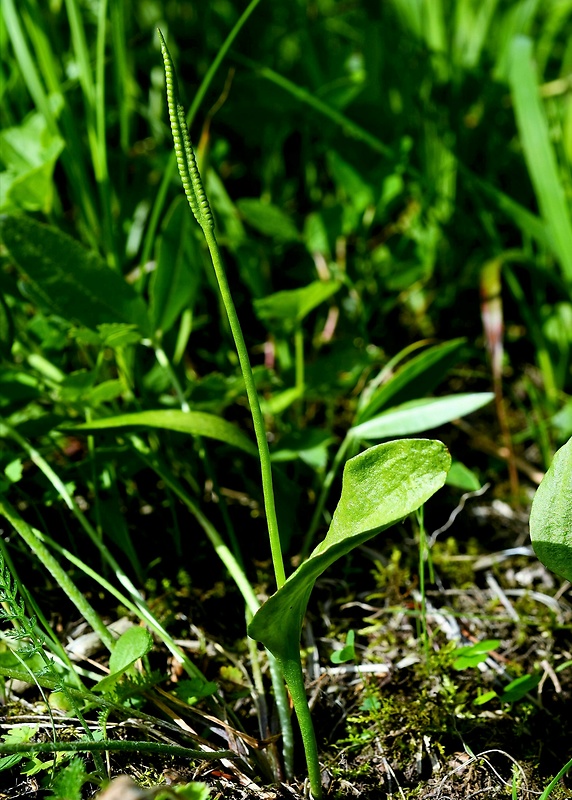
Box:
<box><xmin>351</xmin><ymin>393</ymin><xmax>494</xmax><ymax>440</ymax></box>
<box><xmin>356</xmin><ymin>338</ymin><xmax>467</xmax><ymax>424</ymax></box>
<box><xmin>509</xmin><ymin>36</ymin><xmax>572</xmax><ymax>284</ymax></box>
<box><xmin>63</xmin><ymin>409</ymin><xmax>258</xmax><ymax>457</ymax></box>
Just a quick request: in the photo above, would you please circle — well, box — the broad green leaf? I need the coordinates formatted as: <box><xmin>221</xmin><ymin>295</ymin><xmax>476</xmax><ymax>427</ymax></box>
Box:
<box><xmin>0</xmin><ymin>215</ymin><xmax>151</xmax><ymax>335</ymax></box>
<box><xmin>94</xmin><ymin>625</ymin><xmax>153</xmax><ymax>694</ymax></box>
<box><xmin>446</xmin><ymin>461</ymin><xmax>481</xmax><ymax>491</ymax></box>
<box><xmin>351</xmin><ymin>393</ymin><xmax>494</xmax><ymax>440</ymax></box>
<box><xmin>330</xmin><ymin>629</ymin><xmax>356</xmax><ymax>664</ymax></box>
<box><xmin>509</xmin><ymin>36</ymin><xmax>572</xmax><ymax>285</ymax></box>
<box><xmin>248</xmin><ymin>439</ymin><xmax>450</xmax><ymax>669</ymax></box>
<box><xmin>0</xmin><ymin>112</ymin><xmax>64</xmax><ymax>214</ymax></box>
<box><xmin>452</xmin><ymin>639</ymin><xmax>500</xmax><ymax>670</ymax></box>
<box><xmin>150</xmin><ymin>197</ymin><xmax>201</xmax><ymax>335</ymax></box>
<box><xmin>473</xmin><ymin>690</ymin><xmax>498</xmax><ymax>706</ymax></box>
<box><xmin>236</xmin><ymin>198</ymin><xmax>299</xmax><ymax>241</ymax></box>
<box><xmin>254</xmin><ymin>281</ymin><xmax>341</xmax><ymax>333</ymax></box>
<box><xmin>109</xmin><ymin>626</ymin><xmax>153</xmax><ymax>674</ymax></box>
<box><xmin>530</xmin><ymin>436</ymin><xmax>572</xmax><ymax>582</ymax></box>
<box><xmin>356</xmin><ymin>338</ymin><xmax>467</xmax><ymax>424</ymax></box>
<box><xmin>63</xmin><ymin>409</ymin><xmax>257</xmax><ymax>457</ymax></box>
<box><xmin>499</xmin><ymin>673</ymin><xmax>541</xmax><ymax>704</ymax></box>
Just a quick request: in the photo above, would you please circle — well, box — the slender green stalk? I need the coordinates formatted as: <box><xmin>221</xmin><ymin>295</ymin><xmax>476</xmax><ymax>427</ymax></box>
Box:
<box><xmin>203</xmin><ymin>226</ymin><xmax>286</xmax><ymax>588</ymax></box>
<box><xmin>416</xmin><ymin>507</ymin><xmax>430</xmax><ymax>664</ymax></box>
<box><xmin>294</xmin><ymin>326</ymin><xmax>305</xmax><ymax>396</ymax></box>
<box><xmin>158</xmin><ymin>30</ymin><xmax>299</xmax><ymax>778</ymax></box>
<box><xmin>158</xmin><ymin>29</ymin><xmax>285</xmax><ymax>590</ymax></box>
<box><xmin>281</xmin><ymin>660</ymin><xmax>322</xmax><ymax>799</ymax></box>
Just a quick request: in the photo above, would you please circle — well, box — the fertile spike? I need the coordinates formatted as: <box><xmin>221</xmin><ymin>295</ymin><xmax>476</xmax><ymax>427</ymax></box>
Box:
<box><xmin>158</xmin><ymin>29</ymin><xmax>213</xmax><ymax>231</ymax></box>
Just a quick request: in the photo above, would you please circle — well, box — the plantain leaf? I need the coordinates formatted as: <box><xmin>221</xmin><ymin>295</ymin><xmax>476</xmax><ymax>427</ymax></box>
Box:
<box><xmin>62</xmin><ymin>409</ymin><xmax>257</xmax><ymax>457</ymax></box>
<box><xmin>254</xmin><ymin>281</ymin><xmax>341</xmax><ymax>333</ymax></box>
<box><xmin>529</xmin><ymin>436</ymin><xmax>572</xmax><ymax>582</ymax></box>
<box><xmin>248</xmin><ymin>439</ymin><xmax>450</xmax><ymax>667</ymax></box>
<box><xmin>0</xmin><ymin>214</ymin><xmax>151</xmax><ymax>335</ymax></box>
<box><xmin>351</xmin><ymin>393</ymin><xmax>494</xmax><ymax>440</ymax></box>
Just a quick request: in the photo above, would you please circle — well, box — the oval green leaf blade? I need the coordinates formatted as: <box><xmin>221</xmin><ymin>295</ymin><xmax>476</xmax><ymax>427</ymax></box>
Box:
<box><xmin>0</xmin><ymin>214</ymin><xmax>151</xmax><ymax>335</ymax></box>
<box><xmin>530</xmin><ymin>436</ymin><xmax>572</xmax><ymax>582</ymax></box>
<box><xmin>248</xmin><ymin>439</ymin><xmax>450</xmax><ymax>667</ymax></box>
<box><xmin>94</xmin><ymin>626</ymin><xmax>154</xmax><ymax>694</ymax></box>
<box><xmin>63</xmin><ymin>409</ymin><xmax>257</xmax><ymax>457</ymax></box>
<box><xmin>254</xmin><ymin>281</ymin><xmax>341</xmax><ymax>332</ymax></box>
<box><xmin>351</xmin><ymin>393</ymin><xmax>494</xmax><ymax>440</ymax></box>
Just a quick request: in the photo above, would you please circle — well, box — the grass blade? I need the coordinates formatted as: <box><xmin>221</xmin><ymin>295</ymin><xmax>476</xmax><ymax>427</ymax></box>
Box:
<box><xmin>509</xmin><ymin>35</ymin><xmax>572</xmax><ymax>284</ymax></box>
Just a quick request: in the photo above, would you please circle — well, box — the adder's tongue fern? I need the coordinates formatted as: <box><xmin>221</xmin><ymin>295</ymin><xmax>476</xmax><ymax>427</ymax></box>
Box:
<box><xmin>158</xmin><ymin>30</ymin><xmax>213</xmax><ymax>233</ymax></box>
<box><xmin>157</xmin><ymin>29</ymin><xmax>286</xmax><ymax>590</ymax></box>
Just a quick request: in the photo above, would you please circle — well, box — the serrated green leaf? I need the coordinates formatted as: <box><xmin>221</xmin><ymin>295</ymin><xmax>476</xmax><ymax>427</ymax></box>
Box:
<box><xmin>530</xmin><ymin>436</ymin><xmax>572</xmax><ymax>582</ymax></box>
<box><xmin>351</xmin><ymin>393</ymin><xmax>494</xmax><ymax>440</ymax></box>
<box><xmin>248</xmin><ymin>439</ymin><xmax>450</xmax><ymax>670</ymax></box>
<box><xmin>0</xmin><ymin>215</ymin><xmax>151</xmax><ymax>335</ymax></box>
<box><xmin>62</xmin><ymin>409</ymin><xmax>257</xmax><ymax>457</ymax></box>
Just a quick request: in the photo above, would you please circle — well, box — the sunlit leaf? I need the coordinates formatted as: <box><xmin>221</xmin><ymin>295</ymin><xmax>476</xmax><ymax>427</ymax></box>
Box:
<box><xmin>530</xmin><ymin>436</ymin><xmax>572</xmax><ymax>582</ymax></box>
<box><xmin>63</xmin><ymin>409</ymin><xmax>258</xmax><ymax>457</ymax></box>
<box><xmin>351</xmin><ymin>393</ymin><xmax>494</xmax><ymax>440</ymax></box>
<box><xmin>249</xmin><ymin>440</ymin><xmax>450</xmax><ymax>671</ymax></box>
